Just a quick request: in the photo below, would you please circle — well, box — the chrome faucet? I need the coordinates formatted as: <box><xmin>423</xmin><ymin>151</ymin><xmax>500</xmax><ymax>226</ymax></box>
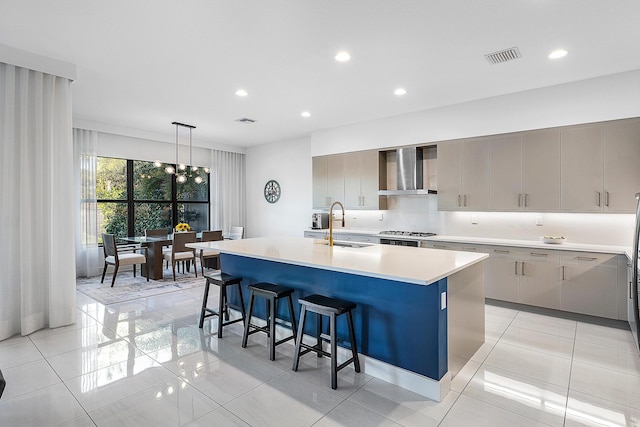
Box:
<box><xmin>329</xmin><ymin>201</ymin><xmax>345</xmax><ymax>246</ymax></box>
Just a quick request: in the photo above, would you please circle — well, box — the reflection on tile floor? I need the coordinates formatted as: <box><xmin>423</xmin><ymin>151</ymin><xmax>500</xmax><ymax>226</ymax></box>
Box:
<box><xmin>0</xmin><ymin>286</ymin><xmax>639</xmax><ymax>426</ymax></box>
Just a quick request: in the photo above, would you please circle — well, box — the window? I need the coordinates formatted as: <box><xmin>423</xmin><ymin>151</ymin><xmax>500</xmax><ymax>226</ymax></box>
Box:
<box><xmin>97</xmin><ymin>158</ymin><xmax>209</xmax><ymax>241</ymax></box>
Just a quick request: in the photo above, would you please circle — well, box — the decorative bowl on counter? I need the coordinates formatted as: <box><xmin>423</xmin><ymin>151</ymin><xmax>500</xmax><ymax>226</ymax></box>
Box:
<box><xmin>540</xmin><ymin>236</ymin><xmax>566</xmax><ymax>244</ymax></box>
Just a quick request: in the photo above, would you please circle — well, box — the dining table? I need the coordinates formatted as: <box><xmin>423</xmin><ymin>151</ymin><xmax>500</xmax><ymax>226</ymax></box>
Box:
<box><xmin>121</xmin><ymin>233</ymin><xmax>205</xmax><ymax>280</ymax></box>
<box><xmin>120</xmin><ymin>235</ymin><xmax>172</xmax><ymax>280</ymax></box>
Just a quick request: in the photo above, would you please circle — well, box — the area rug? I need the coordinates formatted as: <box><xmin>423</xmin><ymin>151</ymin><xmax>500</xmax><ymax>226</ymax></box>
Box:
<box><xmin>76</xmin><ymin>269</ymin><xmax>207</xmax><ymax>305</ymax></box>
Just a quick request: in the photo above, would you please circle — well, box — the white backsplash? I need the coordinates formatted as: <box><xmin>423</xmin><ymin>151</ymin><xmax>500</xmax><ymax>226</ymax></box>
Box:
<box><xmin>340</xmin><ymin>195</ymin><xmax>635</xmax><ymax>247</ymax></box>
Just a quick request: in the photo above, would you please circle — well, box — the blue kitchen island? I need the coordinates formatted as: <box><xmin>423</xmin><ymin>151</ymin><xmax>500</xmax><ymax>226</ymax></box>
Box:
<box><xmin>189</xmin><ymin>236</ymin><xmax>488</xmax><ymax>401</ymax></box>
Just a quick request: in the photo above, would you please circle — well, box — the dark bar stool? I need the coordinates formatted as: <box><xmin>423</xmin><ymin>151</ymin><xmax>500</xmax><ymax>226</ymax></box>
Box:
<box><xmin>292</xmin><ymin>294</ymin><xmax>361</xmax><ymax>390</ymax></box>
<box><xmin>199</xmin><ymin>272</ymin><xmax>246</xmax><ymax>338</ymax></box>
<box><xmin>242</xmin><ymin>282</ymin><xmax>297</xmax><ymax>361</ymax></box>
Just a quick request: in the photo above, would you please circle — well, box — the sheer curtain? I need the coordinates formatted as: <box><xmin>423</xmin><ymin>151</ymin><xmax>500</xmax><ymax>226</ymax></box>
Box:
<box><xmin>210</xmin><ymin>150</ymin><xmax>246</xmax><ymax>236</ymax></box>
<box><xmin>0</xmin><ymin>63</ymin><xmax>76</xmax><ymax>340</ymax></box>
<box><xmin>74</xmin><ymin>128</ymin><xmax>100</xmax><ymax>277</ymax></box>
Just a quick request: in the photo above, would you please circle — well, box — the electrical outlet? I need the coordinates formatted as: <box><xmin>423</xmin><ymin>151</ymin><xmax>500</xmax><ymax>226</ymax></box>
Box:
<box><xmin>536</xmin><ymin>216</ymin><xmax>543</xmax><ymax>226</ymax></box>
<box><xmin>471</xmin><ymin>214</ymin><xmax>478</xmax><ymax>224</ymax></box>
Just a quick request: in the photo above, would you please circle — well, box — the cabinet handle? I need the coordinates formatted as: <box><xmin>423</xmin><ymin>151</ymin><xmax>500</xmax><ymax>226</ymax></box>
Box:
<box><xmin>457</xmin><ymin>195</ymin><xmax>461</xmax><ymax>207</ymax></box>
<box><xmin>524</xmin><ymin>193</ymin><xmax>529</xmax><ymax>207</ymax></box>
<box><xmin>462</xmin><ymin>247</ymin><xmax>477</xmax><ymax>251</ymax></box>
<box><xmin>562</xmin><ymin>265</ymin><xmax>566</xmax><ymax>281</ymax></box>
<box><xmin>630</xmin><ymin>280</ymin><xmax>633</xmax><ymax>299</ymax></box>
<box><xmin>521</xmin><ymin>261</ymin><xmax>525</xmax><ymax>276</ymax></box>
<box><xmin>605</xmin><ymin>191</ymin><xmax>610</xmax><ymax>207</ymax></box>
<box><xmin>494</xmin><ymin>249</ymin><xmax>510</xmax><ymax>254</ymax></box>
<box><xmin>518</xmin><ymin>194</ymin><xmax>522</xmax><ymax>207</ymax></box>
<box><xmin>575</xmin><ymin>256</ymin><xmax>597</xmax><ymax>262</ymax></box>
<box><xmin>530</xmin><ymin>252</ymin><xmax>548</xmax><ymax>257</ymax></box>
<box><xmin>596</xmin><ymin>191</ymin><xmax>601</xmax><ymax>207</ymax></box>
<box><xmin>515</xmin><ymin>261</ymin><xmax>519</xmax><ymax>275</ymax></box>
<box><xmin>463</xmin><ymin>195</ymin><xmax>467</xmax><ymax>207</ymax></box>
<box><xmin>434</xmin><ymin>244</ymin><xmax>448</xmax><ymax>249</ymax></box>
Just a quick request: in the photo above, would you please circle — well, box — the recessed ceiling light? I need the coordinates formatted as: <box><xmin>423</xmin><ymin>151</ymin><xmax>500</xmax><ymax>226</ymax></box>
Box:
<box><xmin>335</xmin><ymin>51</ymin><xmax>351</xmax><ymax>62</ymax></box>
<box><xmin>548</xmin><ymin>49</ymin><xmax>568</xmax><ymax>59</ymax></box>
<box><xmin>394</xmin><ymin>88</ymin><xmax>407</xmax><ymax>96</ymax></box>
<box><xmin>235</xmin><ymin>89</ymin><xmax>248</xmax><ymax>97</ymax></box>
<box><xmin>301</xmin><ymin>111</ymin><xmax>311</xmax><ymax>118</ymax></box>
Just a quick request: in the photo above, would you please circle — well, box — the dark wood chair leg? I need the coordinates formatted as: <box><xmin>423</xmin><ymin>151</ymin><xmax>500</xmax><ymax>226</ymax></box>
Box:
<box><xmin>292</xmin><ymin>305</ymin><xmax>307</xmax><ymax>371</ymax></box>
<box><xmin>111</xmin><ymin>264</ymin><xmax>119</xmax><ymax>287</ymax></box>
<box><xmin>330</xmin><ymin>313</ymin><xmax>338</xmax><ymax>389</ymax></box>
<box><xmin>316</xmin><ymin>313</ymin><xmax>323</xmax><ymax>357</ymax></box>
<box><xmin>269</xmin><ymin>296</ymin><xmax>277</xmax><ymax>361</ymax></box>
<box><xmin>217</xmin><ymin>283</ymin><xmax>226</xmax><ymax>338</ymax></box>
<box><xmin>242</xmin><ymin>293</ymin><xmax>256</xmax><ymax>347</ymax></box>
<box><xmin>101</xmin><ymin>262</ymin><xmax>108</xmax><ymax>283</ymax></box>
<box><xmin>287</xmin><ymin>295</ymin><xmax>297</xmax><ymax>342</ymax></box>
<box><xmin>347</xmin><ymin>311</ymin><xmax>360</xmax><ymax>372</ymax></box>
<box><xmin>199</xmin><ymin>279</ymin><xmax>211</xmax><ymax>328</ymax></box>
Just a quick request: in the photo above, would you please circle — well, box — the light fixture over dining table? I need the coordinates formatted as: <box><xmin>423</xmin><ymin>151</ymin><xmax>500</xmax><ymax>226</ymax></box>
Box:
<box><xmin>159</xmin><ymin>121</ymin><xmax>209</xmax><ymax>183</ymax></box>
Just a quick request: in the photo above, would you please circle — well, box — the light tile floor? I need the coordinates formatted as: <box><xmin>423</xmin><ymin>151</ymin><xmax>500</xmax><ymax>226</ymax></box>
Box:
<box><xmin>1</xmin><ymin>287</ymin><xmax>639</xmax><ymax>426</ymax></box>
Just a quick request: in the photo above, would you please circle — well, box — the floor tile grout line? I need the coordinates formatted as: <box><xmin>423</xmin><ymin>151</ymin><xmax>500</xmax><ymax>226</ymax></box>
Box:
<box><xmin>562</xmin><ymin>332</ymin><xmax>577</xmax><ymax>427</ymax></box>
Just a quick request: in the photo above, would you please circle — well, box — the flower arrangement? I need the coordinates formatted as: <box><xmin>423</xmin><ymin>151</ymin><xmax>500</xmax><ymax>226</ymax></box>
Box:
<box><xmin>175</xmin><ymin>223</ymin><xmax>191</xmax><ymax>232</ymax></box>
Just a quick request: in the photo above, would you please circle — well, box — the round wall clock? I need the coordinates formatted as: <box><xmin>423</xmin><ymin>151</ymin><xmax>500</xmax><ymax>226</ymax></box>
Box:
<box><xmin>264</xmin><ymin>179</ymin><xmax>281</xmax><ymax>203</ymax></box>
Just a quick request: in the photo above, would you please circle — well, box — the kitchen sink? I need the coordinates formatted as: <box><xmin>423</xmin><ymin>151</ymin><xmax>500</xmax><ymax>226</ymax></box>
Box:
<box><xmin>330</xmin><ymin>241</ymin><xmax>372</xmax><ymax>248</ymax></box>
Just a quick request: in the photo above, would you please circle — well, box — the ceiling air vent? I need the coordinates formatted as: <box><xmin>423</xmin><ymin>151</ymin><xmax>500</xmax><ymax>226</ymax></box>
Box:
<box><xmin>485</xmin><ymin>47</ymin><xmax>521</xmax><ymax>64</ymax></box>
<box><xmin>235</xmin><ymin>118</ymin><xmax>256</xmax><ymax>123</ymax></box>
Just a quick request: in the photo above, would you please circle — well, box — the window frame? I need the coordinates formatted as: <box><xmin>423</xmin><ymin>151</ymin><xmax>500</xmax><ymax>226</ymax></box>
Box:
<box><xmin>97</xmin><ymin>157</ymin><xmax>210</xmax><ymax>239</ymax></box>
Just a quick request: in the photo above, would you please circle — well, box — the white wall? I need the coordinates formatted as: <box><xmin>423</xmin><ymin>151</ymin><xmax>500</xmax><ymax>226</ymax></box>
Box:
<box><xmin>97</xmin><ymin>132</ymin><xmax>211</xmax><ymax>166</ymax></box>
<box><xmin>245</xmin><ymin>136</ymin><xmax>312</xmax><ymax>238</ymax></box>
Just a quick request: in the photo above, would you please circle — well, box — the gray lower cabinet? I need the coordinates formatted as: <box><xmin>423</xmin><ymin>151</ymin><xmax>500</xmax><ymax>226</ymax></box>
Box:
<box><xmin>559</xmin><ymin>251</ymin><xmax>618</xmax><ymax>318</ymax></box>
<box><xmin>423</xmin><ymin>241</ymin><xmax>625</xmax><ymax>320</ymax></box>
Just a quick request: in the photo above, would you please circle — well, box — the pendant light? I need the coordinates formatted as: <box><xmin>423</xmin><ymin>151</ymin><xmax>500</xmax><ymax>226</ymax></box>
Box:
<box><xmin>164</xmin><ymin>121</ymin><xmax>208</xmax><ymax>184</ymax></box>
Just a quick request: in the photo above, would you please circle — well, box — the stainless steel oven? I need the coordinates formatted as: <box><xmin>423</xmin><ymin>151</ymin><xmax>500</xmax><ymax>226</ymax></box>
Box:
<box><xmin>379</xmin><ymin>238</ymin><xmax>420</xmax><ymax>247</ymax></box>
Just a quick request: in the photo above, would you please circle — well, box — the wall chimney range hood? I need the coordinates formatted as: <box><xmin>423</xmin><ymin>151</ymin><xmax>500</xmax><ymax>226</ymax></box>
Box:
<box><xmin>378</xmin><ymin>147</ymin><xmax>437</xmax><ymax>195</ymax></box>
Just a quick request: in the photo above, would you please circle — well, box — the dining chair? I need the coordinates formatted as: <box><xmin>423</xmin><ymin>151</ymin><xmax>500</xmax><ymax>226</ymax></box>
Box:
<box><xmin>229</xmin><ymin>226</ymin><xmax>244</xmax><ymax>240</ymax></box>
<box><xmin>163</xmin><ymin>231</ymin><xmax>198</xmax><ymax>280</ymax></box>
<box><xmin>198</xmin><ymin>230</ymin><xmax>223</xmax><ymax>275</ymax></box>
<box><xmin>101</xmin><ymin>233</ymin><xmax>149</xmax><ymax>287</ymax></box>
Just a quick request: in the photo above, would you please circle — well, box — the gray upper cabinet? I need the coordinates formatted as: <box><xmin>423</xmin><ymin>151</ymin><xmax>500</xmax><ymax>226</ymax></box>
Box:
<box><xmin>521</xmin><ymin>128</ymin><xmax>561</xmax><ymax>211</ymax></box>
<box><xmin>312</xmin><ymin>154</ymin><xmax>344</xmax><ymax>209</ymax></box>
<box><xmin>561</xmin><ymin>123</ymin><xmax>604</xmax><ymax>212</ymax></box>
<box><xmin>490</xmin><ymin>133</ymin><xmax>522</xmax><ymax>210</ymax></box>
<box><xmin>437</xmin><ymin>137</ymin><xmax>490</xmax><ymax>210</ymax></box>
<box><xmin>604</xmin><ymin>118</ymin><xmax>640</xmax><ymax>212</ymax></box>
<box><xmin>490</xmin><ymin>130</ymin><xmax>561</xmax><ymax>212</ymax></box>
<box><xmin>312</xmin><ymin>156</ymin><xmax>329</xmax><ymax>209</ymax></box>
<box><xmin>348</xmin><ymin>150</ymin><xmax>387</xmax><ymax>210</ymax></box>
<box><xmin>313</xmin><ymin>150</ymin><xmax>386</xmax><ymax>210</ymax></box>
<box><xmin>561</xmin><ymin>118</ymin><xmax>640</xmax><ymax>213</ymax></box>
<box><xmin>437</xmin><ymin>141</ymin><xmax>462</xmax><ymax>211</ymax></box>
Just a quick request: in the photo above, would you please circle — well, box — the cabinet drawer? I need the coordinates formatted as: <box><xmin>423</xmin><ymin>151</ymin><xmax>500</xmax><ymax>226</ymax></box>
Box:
<box><xmin>520</xmin><ymin>248</ymin><xmax>559</xmax><ymax>263</ymax></box>
<box><xmin>423</xmin><ymin>242</ymin><xmax>454</xmax><ymax>250</ymax></box>
<box><xmin>483</xmin><ymin>245</ymin><xmax>519</xmax><ymax>259</ymax></box>
<box><xmin>560</xmin><ymin>251</ymin><xmax>617</xmax><ymax>267</ymax></box>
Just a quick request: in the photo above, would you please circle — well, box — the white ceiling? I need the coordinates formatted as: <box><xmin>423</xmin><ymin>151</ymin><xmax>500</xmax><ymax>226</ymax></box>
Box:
<box><xmin>2</xmin><ymin>0</ymin><xmax>640</xmax><ymax>149</ymax></box>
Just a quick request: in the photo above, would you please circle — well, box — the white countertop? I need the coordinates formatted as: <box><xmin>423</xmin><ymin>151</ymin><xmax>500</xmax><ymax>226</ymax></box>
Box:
<box><xmin>305</xmin><ymin>228</ymin><xmax>632</xmax><ymax>256</ymax></box>
<box><xmin>189</xmin><ymin>236</ymin><xmax>488</xmax><ymax>286</ymax></box>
